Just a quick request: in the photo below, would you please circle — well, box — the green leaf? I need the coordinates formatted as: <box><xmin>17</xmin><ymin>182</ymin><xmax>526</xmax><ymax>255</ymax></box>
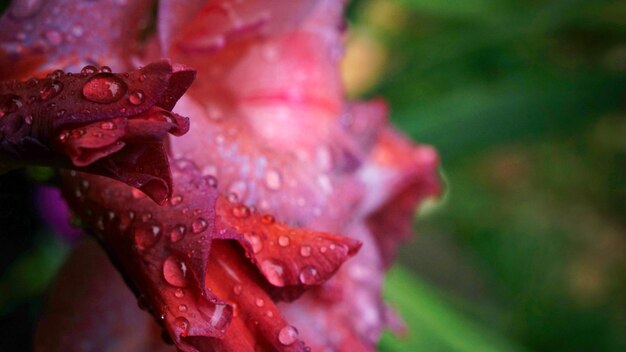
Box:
<box><xmin>380</xmin><ymin>266</ymin><xmax>527</xmax><ymax>352</ymax></box>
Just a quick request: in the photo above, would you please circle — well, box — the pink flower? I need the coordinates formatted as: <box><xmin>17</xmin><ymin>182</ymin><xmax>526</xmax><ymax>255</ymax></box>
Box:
<box><xmin>1</xmin><ymin>1</ymin><xmax>440</xmax><ymax>351</ymax></box>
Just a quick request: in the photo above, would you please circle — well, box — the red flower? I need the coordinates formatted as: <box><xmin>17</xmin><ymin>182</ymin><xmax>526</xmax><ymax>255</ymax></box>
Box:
<box><xmin>1</xmin><ymin>1</ymin><xmax>440</xmax><ymax>351</ymax></box>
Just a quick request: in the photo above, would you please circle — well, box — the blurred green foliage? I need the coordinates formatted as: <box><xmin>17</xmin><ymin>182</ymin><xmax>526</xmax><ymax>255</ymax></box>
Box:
<box><xmin>346</xmin><ymin>0</ymin><xmax>626</xmax><ymax>351</ymax></box>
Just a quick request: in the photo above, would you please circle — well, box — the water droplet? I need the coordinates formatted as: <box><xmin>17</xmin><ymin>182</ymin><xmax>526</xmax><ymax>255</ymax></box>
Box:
<box><xmin>233</xmin><ymin>284</ymin><xmax>243</xmax><ymax>295</ymax></box>
<box><xmin>169</xmin><ymin>195</ymin><xmax>183</xmax><ymax>206</ymax></box>
<box><xmin>82</xmin><ymin>73</ymin><xmax>127</xmax><ymax>104</ymax></box>
<box><xmin>131</xmin><ymin>188</ymin><xmax>145</xmax><ymax>199</ymax></box>
<box><xmin>299</xmin><ymin>245</ymin><xmax>312</xmax><ymax>257</ymax></box>
<box><xmin>255</xmin><ymin>298</ymin><xmax>264</xmax><ymax>307</ymax></box>
<box><xmin>265</xmin><ymin>170</ymin><xmax>282</xmax><ymax>190</ymax></box>
<box><xmin>178</xmin><ymin>304</ymin><xmax>188</xmax><ymax>312</ymax></box>
<box><xmin>299</xmin><ymin>266</ymin><xmax>319</xmax><ymax>285</ymax></box>
<box><xmin>141</xmin><ymin>212</ymin><xmax>153</xmax><ymax>222</ymax></box>
<box><xmin>163</xmin><ymin>256</ymin><xmax>189</xmax><ymax>288</ymax></box>
<box><xmin>100</xmin><ymin>66</ymin><xmax>112</xmax><ymax>73</ymax></box>
<box><xmin>192</xmin><ymin>218</ymin><xmax>208</xmax><ymax>234</ymax></box>
<box><xmin>100</xmin><ymin>121</ymin><xmax>116</xmax><ymax>130</ymax></box>
<box><xmin>278</xmin><ymin>236</ymin><xmax>290</xmax><ymax>247</ymax></box>
<box><xmin>260</xmin><ymin>215</ymin><xmax>275</xmax><ymax>225</ymax></box>
<box><xmin>245</xmin><ymin>233</ymin><xmax>263</xmax><ymax>254</ymax></box>
<box><xmin>232</xmin><ymin>205</ymin><xmax>250</xmax><ymax>218</ymax></box>
<box><xmin>0</xmin><ymin>94</ymin><xmax>23</xmax><ymax>118</ymax></box>
<box><xmin>174</xmin><ymin>288</ymin><xmax>185</xmax><ymax>298</ymax></box>
<box><xmin>174</xmin><ymin>317</ymin><xmax>190</xmax><ymax>337</ymax></box>
<box><xmin>24</xmin><ymin>115</ymin><xmax>33</xmax><ymax>125</ymax></box>
<box><xmin>56</xmin><ymin>109</ymin><xmax>66</xmax><ymax>117</ymax></box>
<box><xmin>80</xmin><ymin>65</ymin><xmax>98</xmax><ymax>75</ymax></box>
<box><xmin>278</xmin><ymin>325</ymin><xmax>299</xmax><ymax>346</ymax></box>
<box><xmin>227</xmin><ymin>180</ymin><xmax>247</xmax><ymax>201</ymax></box>
<box><xmin>261</xmin><ymin>259</ymin><xmax>285</xmax><ymax>286</ymax></box>
<box><xmin>134</xmin><ymin>223</ymin><xmax>162</xmax><ymax>250</ymax></box>
<box><xmin>128</xmin><ymin>90</ymin><xmax>144</xmax><ymax>105</ymax></box>
<box><xmin>169</xmin><ymin>225</ymin><xmax>186</xmax><ymax>243</ymax></box>
<box><xmin>320</xmin><ymin>246</ymin><xmax>327</xmax><ymax>253</ymax></box>
<box><xmin>40</xmin><ymin>80</ymin><xmax>63</xmax><ymax>101</ymax></box>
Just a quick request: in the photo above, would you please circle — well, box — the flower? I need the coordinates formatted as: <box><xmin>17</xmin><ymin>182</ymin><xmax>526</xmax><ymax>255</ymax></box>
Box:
<box><xmin>1</xmin><ymin>1</ymin><xmax>440</xmax><ymax>351</ymax></box>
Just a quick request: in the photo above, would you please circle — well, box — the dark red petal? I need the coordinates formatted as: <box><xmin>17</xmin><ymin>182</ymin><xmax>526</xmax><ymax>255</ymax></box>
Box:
<box><xmin>0</xmin><ymin>0</ymin><xmax>154</xmax><ymax>78</ymax></box>
<box><xmin>0</xmin><ymin>61</ymin><xmax>194</xmax><ymax>203</ymax></box>
<box><xmin>215</xmin><ymin>197</ymin><xmax>361</xmax><ymax>294</ymax></box>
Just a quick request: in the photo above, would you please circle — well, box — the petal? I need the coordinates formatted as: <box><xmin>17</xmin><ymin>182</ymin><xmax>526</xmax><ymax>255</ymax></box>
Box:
<box><xmin>0</xmin><ymin>0</ymin><xmax>154</xmax><ymax>77</ymax></box>
<box><xmin>0</xmin><ymin>61</ymin><xmax>195</xmax><ymax>203</ymax></box>
<box><xmin>60</xmin><ymin>158</ymin><xmax>359</xmax><ymax>352</ymax></box>
<box><xmin>215</xmin><ymin>196</ymin><xmax>361</xmax><ymax>294</ymax></box>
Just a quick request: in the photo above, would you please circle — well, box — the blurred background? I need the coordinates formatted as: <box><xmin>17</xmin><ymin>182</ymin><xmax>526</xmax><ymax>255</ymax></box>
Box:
<box><xmin>1</xmin><ymin>0</ymin><xmax>625</xmax><ymax>351</ymax></box>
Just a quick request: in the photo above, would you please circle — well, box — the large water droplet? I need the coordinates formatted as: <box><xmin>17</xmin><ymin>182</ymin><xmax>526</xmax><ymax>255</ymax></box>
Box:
<box><xmin>128</xmin><ymin>90</ymin><xmax>144</xmax><ymax>105</ymax></box>
<box><xmin>134</xmin><ymin>223</ymin><xmax>162</xmax><ymax>250</ymax></box>
<box><xmin>40</xmin><ymin>80</ymin><xmax>63</xmax><ymax>101</ymax></box>
<box><xmin>100</xmin><ymin>121</ymin><xmax>116</xmax><ymax>130</ymax></box>
<box><xmin>82</xmin><ymin>73</ymin><xmax>127</xmax><ymax>104</ymax></box>
<box><xmin>261</xmin><ymin>259</ymin><xmax>285</xmax><ymax>286</ymax></box>
<box><xmin>81</xmin><ymin>65</ymin><xmax>98</xmax><ymax>75</ymax></box>
<box><xmin>163</xmin><ymin>256</ymin><xmax>189</xmax><ymax>288</ymax></box>
<box><xmin>278</xmin><ymin>325</ymin><xmax>299</xmax><ymax>346</ymax></box>
<box><xmin>299</xmin><ymin>266</ymin><xmax>319</xmax><ymax>285</ymax></box>
<box><xmin>169</xmin><ymin>225</ymin><xmax>186</xmax><ymax>243</ymax></box>
<box><xmin>192</xmin><ymin>218</ymin><xmax>208</xmax><ymax>234</ymax></box>
<box><xmin>174</xmin><ymin>317</ymin><xmax>190</xmax><ymax>337</ymax></box>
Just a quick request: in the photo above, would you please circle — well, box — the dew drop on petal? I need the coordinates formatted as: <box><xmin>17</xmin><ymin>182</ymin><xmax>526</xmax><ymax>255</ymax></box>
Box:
<box><xmin>128</xmin><ymin>90</ymin><xmax>144</xmax><ymax>105</ymax></box>
<box><xmin>100</xmin><ymin>66</ymin><xmax>112</xmax><ymax>73</ymax></box>
<box><xmin>163</xmin><ymin>256</ymin><xmax>189</xmax><ymax>288</ymax></box>
<box><xmin>82</xmin><ymin>73</ymin><xmax>127</xmax><ymax>104</ymax></box>
<box><xmin>169</xmin><ymin>195</ymin><xmax>183</xmax><ymax>206</ymax></box>
<box><xmin>260</xmin><ymin>214</ymin><xmax>275</xmax><ymax>225</ymax></box>
<box><xmin>278</xmin><ymin>235</ymin><xmax>290</xmax><ymax>247</ymax></box>
<box><xmin>134</xmin><ymin>223</ymin><xmax>162</xmax><ymax>250</ymax></box>
<box><xmin>24</xmin><ymin>115</ymin><xmax>33</xmax><ymax>125</ymax></box>
<box><xmin>245</xmin><ymin>233</ymin><xmax>263</xmax><ymax>254</ymax></box>
<box><xmin>299</xmin><ymin>266</ymin><xmax>319</xmax><ymax>285</ymax></box>
<box><xmin>169</xmin><ymin>225</ymin><xmax>186</xmax><ymax>243</ymax></box>
<box><xmin>192</xmin><ymin>218</ymin><xmax>208</xmax><ymax>234</ymax></box>
<box><xmin>232</xmin><ymin>204</ymin><xmax>250</xmax><ymax>218</ymax></box>
<box><xmin>255</xmin><ymin>298</ymin><xmax>264</xmax><ymax>307</ymax></box>
<box><xmin>174</xmin><ymin>288</ymin><xmax>185</xmax><ymax>298</ymax></box>
<box><xmin>233</xmin><ymin>284</ymin><xmax>243</xmax><ymax>295</ymax></box>
<box><xmin>40</xmin><ymin>80</ymin><xmax>63</xmax><ymax>101</ymax></box>
<box><xmin>299</xmin><ymin>245</ymin><xmax>312</xmax><ymax>257</ymax></box>
<box><xmin>100</xmin><ymin>121</ymin><xmax>116</xmax><ymax>130</ymax></box>
<box><xmin>174</xmin><ymin>317</ymin><xmax>190</xmax><ymax>337</ymax></box>
<box><xmin>178</xmin><ymin>304</ymin><xmax>188</xmax><ymax>312</ymax></box>
<box><xmin>80</xmin><ymin>65</ymin><xmax>98</xmax><ymax>75</ymax></box>
<box><xmin>261</xmin><ymin>259</ymin><xmax>285</xmax><ymax>286</ymax></box>
<box><xmin>265</xmin><ymin>170</ymin><xmax>282</xmax><ymax>190</ymax></box>
<box><xmin>278</xmin><ymin>325</ymin><xmax>299</xmax><ymax>346</ymax></box>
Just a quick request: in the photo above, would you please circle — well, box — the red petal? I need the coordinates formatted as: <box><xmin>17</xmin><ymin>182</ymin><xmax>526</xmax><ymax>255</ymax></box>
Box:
<box><xmin>215</xmin><ymin>197</ymin><xmax>361</xmax><ymax>295</ymax></box>
<box><xmin>60</xmin><ymin>157</ymin><xmax>359</xmax><ymax>351</ymax></box>
<box><xmin>1</xmin><ymin>61</ymin><xmax>194</xmax><ymax>203</ymax></box>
